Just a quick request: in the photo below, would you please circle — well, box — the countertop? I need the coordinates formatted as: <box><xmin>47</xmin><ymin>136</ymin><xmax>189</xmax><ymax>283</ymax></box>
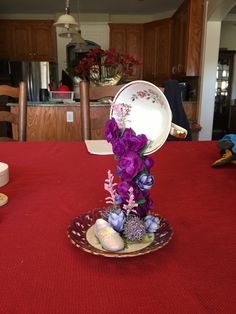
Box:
<box><xmin>7</xmin><ymin>101</ymin><xmax>110</xmax><ymax>107</ymax></box>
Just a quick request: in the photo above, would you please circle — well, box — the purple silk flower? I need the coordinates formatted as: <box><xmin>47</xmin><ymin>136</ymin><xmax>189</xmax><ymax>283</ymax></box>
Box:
<box><xmin>104</xmin><ymin>118</ymin><xmax>120</xmax><ymax>143</ymax></box>
<box><xmin>117</xmin><ymin>151</ymin><xmax>143</xmax><ymax>182</ymax></box>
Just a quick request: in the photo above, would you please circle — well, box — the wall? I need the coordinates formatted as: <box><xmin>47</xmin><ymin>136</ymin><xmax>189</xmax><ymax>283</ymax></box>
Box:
<box><xmin>199</xmin><ymin>21</ymin><xmax>222</xmax><ymax>140</ymax></box>
<box><xmin>220</xmin><ymin>21</ymin><xmax>236</xmax><ymax>49</ymax></box>
<box><xmin>198</xmin><ymin>0</ymin><xmax>236</xmax><ymax>140</ymax></box>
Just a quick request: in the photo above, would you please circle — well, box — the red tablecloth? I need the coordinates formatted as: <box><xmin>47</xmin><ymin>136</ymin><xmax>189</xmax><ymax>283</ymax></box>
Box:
<box><xmin>0</xmin><ymin>141</ymin><xmax>235</xmax><ymax>314</ymax></box>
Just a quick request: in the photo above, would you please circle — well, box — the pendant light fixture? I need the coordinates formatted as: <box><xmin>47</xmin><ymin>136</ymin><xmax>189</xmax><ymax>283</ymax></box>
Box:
<box><xmin>58</xmin><ymin>28</ymin><xmax>79</xmax><ymax>38</ymax></box>
<box><xmin>59</xmin><ymin>28</ymin><xmax>87</xmax><ymax>51</ymax></box>
<box><xmin>57</xmin><ymin>0</ymin><xmax>86</xmax><ymax>45</ymax></box>
<box><xmin>72</xmin><ymin>29</ymin><xmax>88</xmax><ymax>52</ymax></box>
<box><xmin>54</xmin><ymin>0</ymin><xmax>79</xmax><ymax>28</ymax></box>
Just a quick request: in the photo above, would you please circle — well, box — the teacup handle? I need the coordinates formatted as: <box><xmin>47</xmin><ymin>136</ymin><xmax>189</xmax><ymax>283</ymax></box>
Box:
<box><xmin>170</xmin><ymin>122</ymin><xmax>188</xmax><ymax>139</ymax></box>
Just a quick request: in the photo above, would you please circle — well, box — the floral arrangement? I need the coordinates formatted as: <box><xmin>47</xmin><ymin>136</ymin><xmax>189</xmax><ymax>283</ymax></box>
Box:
<box><xmin>74</xmin><ymin>48</ymin><xmax>141</xmax><ymax>83</ymax></box>
<box><xmin>99</xmin><ymin>103</ymin><xmax>161</xmax><ymax>245</ymax></box>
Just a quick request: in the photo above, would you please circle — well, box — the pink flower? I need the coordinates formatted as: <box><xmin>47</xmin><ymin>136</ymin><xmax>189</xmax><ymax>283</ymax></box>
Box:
<box><xmin>137</xmin><ymin>91</ymin><xmax>146</xmax><ymax>98</ymax></box>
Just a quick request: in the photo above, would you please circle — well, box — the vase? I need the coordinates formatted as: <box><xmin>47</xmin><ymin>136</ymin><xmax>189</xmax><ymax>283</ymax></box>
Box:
<box><xmin>89</xmin><ymin>65</ymin><xmax>122</xmax><ymax>87</ymax></box>
<box><xmin>73</xmin><ymin>76</ymin><xmax>82</xmax><ymax>100</ymax></box>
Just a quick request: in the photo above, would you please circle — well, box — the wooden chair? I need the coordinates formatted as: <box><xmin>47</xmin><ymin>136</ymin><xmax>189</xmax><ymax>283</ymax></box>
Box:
<box><xmin>0</xmin><ymin>82</ymin><xmax>27</xmax><ymax>141</ymax></box>
<box><xmin>79</xmin><ymin>81</ymin><xmax>125</xmax><ymax>140</ymax></box>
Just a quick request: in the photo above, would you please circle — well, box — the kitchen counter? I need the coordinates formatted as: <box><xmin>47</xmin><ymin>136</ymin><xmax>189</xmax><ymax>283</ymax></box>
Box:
<box><xmin>9</xmin><ymin>101</ymin><xmax>110</xmax><ymax>141</ymax></box>
<box><xmin>8</xmin><ymin>101</ymin><xmax>110</xmax><ymax>107</ymax></box>
<box><xmin>8</xmin><ymin>101</ymin><xmax>198</xmax><ymax>141</ymax></box>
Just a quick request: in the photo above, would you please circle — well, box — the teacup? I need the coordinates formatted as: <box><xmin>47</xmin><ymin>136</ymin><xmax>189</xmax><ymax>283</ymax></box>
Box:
<box><xmin>111</xmin><ymin>80</ymin><xmax>187</xmax><ymax>155</ymax></box>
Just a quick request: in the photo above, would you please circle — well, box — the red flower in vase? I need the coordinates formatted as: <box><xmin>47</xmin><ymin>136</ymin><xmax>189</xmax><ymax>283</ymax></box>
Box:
<box><xmin>74</xmin><ymin>48</ymin><xmax>142</xmax><ymax>82</ymax></box>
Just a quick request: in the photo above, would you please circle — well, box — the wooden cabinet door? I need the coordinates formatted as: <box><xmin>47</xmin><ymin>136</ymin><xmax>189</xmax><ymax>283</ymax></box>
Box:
<box><xmin>185</xmin><ymin>0</ymin><xmax>204</xmax><ymax>76</ymax></box>
<box><xmin>109</xmin><ymin>26</ymin><xmax>126</xmax><ymax>53</ymax></box>
<box><xmin>109</xmin><ymin>24</ymin><xmax>143</xmax><ymax>80</ymax></box>
<box><xmin>171</xmin><ymin>1</ymin><xmax>188</xmax><ymax>76</ymax></box>
<box><xmin>143</xmin><ymin>18</ymin><xmax>172</xmax><ymax>86</ymax></box>
<box><xmin>12</xmin><ymin>21</ymin><xmax>32</xmax><ymax>60</ymax></box>
<box><xmin>143</xmin><ymin>25</ymin><xmax>156</xmax><ymax>83</ymax></box>
<box><xmin>30</xmin><ymin>21</ymin><xmax>55</xmax><ymax>61</ymax></box>
<box><xmin>171</xmin><ymin>0</ymin><xmax>203</xmax><ymax>78</ymax></box>
<box><xmin>10</xmin><ymin>20</ymin><xmax>56</xmax><ymax>61</ymax></box>
<box><xmin>125</xmin><ymin>26</ymin><xmax>143</xmax><ymax>80</ymax></box>
<box><xmin>0</xmin><ymin>21</ymin><xmax>14</xmax><ymax>59</ymax></box>
<box><xmin>154</xmin><ymin>19</ymin><xmax>172</xmax><ymax>85</ymax></box>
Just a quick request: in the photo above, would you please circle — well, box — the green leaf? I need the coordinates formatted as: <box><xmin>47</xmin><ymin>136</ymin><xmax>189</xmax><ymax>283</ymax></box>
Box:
<box><xmin>136</xmin><ymin>198</ymin><xmax>146</xmax><ymax>205</ymax></box>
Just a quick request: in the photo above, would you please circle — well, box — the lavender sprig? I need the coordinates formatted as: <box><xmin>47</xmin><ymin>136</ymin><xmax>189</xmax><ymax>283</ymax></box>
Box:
<box><xmin>104</xmin><ymin>170</ymin><xmax>117</xmax><ymax>207</ymax></box>
<box><xmin>122</xmin><ymin>187</ymin><xmax>138</xmax><ymax>216</ymax></box>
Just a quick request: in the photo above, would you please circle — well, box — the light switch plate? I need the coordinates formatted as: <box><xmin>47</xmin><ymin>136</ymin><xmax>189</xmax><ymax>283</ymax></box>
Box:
<box><xmin>66</xmin><ymin>111</ymin><xmax>74</xmax><ymax>122</ymax></box>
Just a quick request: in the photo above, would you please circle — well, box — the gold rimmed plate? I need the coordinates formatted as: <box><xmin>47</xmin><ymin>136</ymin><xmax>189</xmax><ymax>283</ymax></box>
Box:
<box><xmin>67</xmin><ymin>208</ymin><xmax>173</xmax><ymax>258</ymax></box>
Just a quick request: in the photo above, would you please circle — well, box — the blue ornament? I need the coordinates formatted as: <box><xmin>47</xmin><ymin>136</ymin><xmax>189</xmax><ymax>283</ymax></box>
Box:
<box><xmin>108</xmin><ymin>210</ymin><xmax>126</xmax><ymax>232</ymax></box>
<box><xmin>144</xmin><ymin>215</ymin><xmax>160</xmax><ymax>233</ymax></box>
<box><xmin>137</xmin><ymin>173</ymin><xmax>154</xmax><ymax>191</ymax></box>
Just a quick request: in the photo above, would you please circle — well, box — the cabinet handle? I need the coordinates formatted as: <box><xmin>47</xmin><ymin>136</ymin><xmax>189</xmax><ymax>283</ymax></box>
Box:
<box><xmin>172</xmin><ymin>66</ymin><xmax>177</xmax><ymax>74</ymax></box>
<box><xmin>177</xmin><ymin>64</ymin><xmax>183</xmax><ymax>73</ymax></box>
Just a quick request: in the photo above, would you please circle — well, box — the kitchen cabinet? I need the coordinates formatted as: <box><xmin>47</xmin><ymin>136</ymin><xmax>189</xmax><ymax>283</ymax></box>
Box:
<box><xmin>171</xmin><ymin>0</ymin><xmax>204</xmax><ymax>77</ymax></box>
<box><xmin>12</xmin><ymin>20</ymin><xmax>57</xmax><ymax>61</ymax></box>
<box><xmin>0</xmin><ymin>21</ymin><xmax>14</xmax><ymax>59</ymax></box>
<box><xmin>109</xmin><ymin>24</ymin><xmax>143</xmax><ymax>80</ymax></box>
<box><xmin>0</xmin><ymin>20</ymin><xmax>57</xmax><ymax>61</ymax></box>
<box><xmin>143</xmin><ymin>18</ymin><xmax>172</xmax><ymax>86</ymax></box>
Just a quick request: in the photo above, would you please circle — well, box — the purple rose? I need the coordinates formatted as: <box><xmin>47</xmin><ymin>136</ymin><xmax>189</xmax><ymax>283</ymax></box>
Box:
<box><xmin>138</xmin><ymin>193</ymin><xmax>154</xmax><ymax>217</ymax></box>
<box><xmin>116</xmin><ymin>181</ymin><xmax>130</xmax><ymax>201</ymax></box>
<box><xmin>122</xmin><ymin>128</ymin><xmax>148</xmax><ymax>153</ymax></box>
<box><xmin>143</xmin><ymin>156</ymin><xmax>154</xmax><ymax>170</ymax></box>
<box><xmin>132</xmin><ymin>184</ymin><xmax>145</xmax><ymax>202</ymax></box>
<box><xmin>112</xmin><ymin>138</ymin><xmax>126</xmax><ymax>157</ymax></box>
<box><xmin>117</xmin><ymin>152</ymin><xmax>143</xmax><ymax>181</ymax></box>
<box><xmin>104</xmin><ymin>118</ymin><xmax>120</xmax><ymax>143</ymax></box>
<box><xmin>136</xmin><ymin>173</ymin><xmax>154</xmax><ymax>191</ymax></box>
<box><xmin>116</xmin><ymin>182</ymin><xmax>144</xmax><ymax>207</ymax></box>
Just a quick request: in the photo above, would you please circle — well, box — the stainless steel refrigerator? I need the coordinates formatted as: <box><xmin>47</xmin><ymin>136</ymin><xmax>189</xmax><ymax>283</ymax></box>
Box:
<box><xmin>10</xmin><ymin>61</ymin><xmax>58</xmax><ymax>101</ymax></box>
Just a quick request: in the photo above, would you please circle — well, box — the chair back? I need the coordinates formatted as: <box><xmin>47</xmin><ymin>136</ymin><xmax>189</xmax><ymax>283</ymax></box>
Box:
<box><xmin>79</xmin><ymin>81</ymin><xmax>124</xmax><ymax>140</ymax></box>
<box><xmin>0</xmin><ymin>82</ymin><xmax>27</xmax><ymax>141</ymax></box>
<box><xmin>164</xmin><ymin>80</ymin><xmax>192</xmax><ymax>141</ymax></box>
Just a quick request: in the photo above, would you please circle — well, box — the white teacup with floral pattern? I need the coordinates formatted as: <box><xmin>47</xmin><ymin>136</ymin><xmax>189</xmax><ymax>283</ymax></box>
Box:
<box><xmin>111</xmin><ymin>80</ymin><xmax>187</xmax><ymax>155</ymax></box>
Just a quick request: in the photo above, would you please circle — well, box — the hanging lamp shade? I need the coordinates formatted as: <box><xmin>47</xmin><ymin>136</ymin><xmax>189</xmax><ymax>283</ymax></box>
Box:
<box><xmin>74</xmin><ymin>30</ymin><xmax>86</xmax><ymax>44</ymax></box>
<box><xmin>54</xmin><ymin>0</ymin><xmax>79</xmax><ymax>28</ymax></box>
<box><xmin>72</xmin><ymin>30</ymin><xmax>87</xmax><ymax>52</ymax></box>
<box><xmin>73</xmin><ymin>42</ymin><xmax>88</xmax><ymax>52</ymax></box>
<box><xmin>54</xmin><ymin>13</ymin><xmax>79</xmax><ymax>28</ymax></box>
<box><xmin>59</xmin><ymin>28</ymin><xmax>80</xmax><ymax>38</ymax></box>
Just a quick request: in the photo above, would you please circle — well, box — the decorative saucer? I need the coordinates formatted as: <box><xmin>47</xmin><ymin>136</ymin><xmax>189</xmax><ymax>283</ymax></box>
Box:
<box><xmin>67</xmin><ymin>208</ymin><xmax>173</xmax><ymax>258</ymax></box>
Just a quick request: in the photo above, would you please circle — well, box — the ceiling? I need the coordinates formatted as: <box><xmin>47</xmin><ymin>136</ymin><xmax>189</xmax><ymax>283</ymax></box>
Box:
<box><xmin>1</xmin><ymin>0</ymin><xmax>236</xmax><ymax>17</ymax></box>
<box><xmin>1</xmin><ymin>0</ymin><xmax>185</xmax><ymax>15</ymax></box>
